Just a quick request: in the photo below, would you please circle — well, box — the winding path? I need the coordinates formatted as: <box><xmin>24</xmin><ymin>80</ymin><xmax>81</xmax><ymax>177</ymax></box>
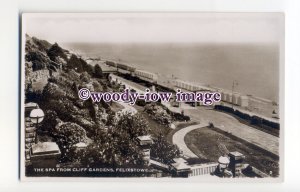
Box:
<box><xmin>172</xmin><ymin>107</ymin><xmax>279</xmax><ymax>157</ymax></box>
<box><xmin>185</xmin><ymin>107</ymin><xmax>279</xmax><ymax>156</ymax></box>
<box><xmin>172</xmin><ymin>123</ymin><xmax>208</xmax><ymax>158</ymax></box>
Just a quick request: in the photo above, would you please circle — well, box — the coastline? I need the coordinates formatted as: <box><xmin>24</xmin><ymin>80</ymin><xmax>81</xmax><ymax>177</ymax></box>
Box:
<box><xmin>83</xmin><ymin>55</ymin><xmax>279</xmax><ymax>121</ymax></box>
<box><xmin>61</xmin><ymin>42</ymin><xmax>279</xmax><ymax>103</ymax></box>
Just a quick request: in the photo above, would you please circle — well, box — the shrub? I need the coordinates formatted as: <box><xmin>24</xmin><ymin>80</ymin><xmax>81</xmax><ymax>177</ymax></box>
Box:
<box><xmin>80</xmin><ymin>129</ymin><xmax>144</xmax><ymax>167</ymax></box>
<box><xmin>94</xmin><ymin>64</ymin><xmax>103</xmax><ymax>78</ymax></box>
<box><xmin>52</xmin><ymin>122</ymin><xmax>87</xmax><ymax>162</ymax></box>
<box><xmin>151</xmin><ymin>134</ymin><xmax>180</xmax><ymax>164</ymax></box>
<box><xmin>42</xmin><ymin>82</ymin><xmax>65</xmax><ymax>100</ymax></box>
<box><xmin>40</xmin><ymin>110</ymin><xmax>59</xmax><ymax>133</ymax></box>
<box><xmin>25</xmin><ymin>51</ymin><xmax>50</xmax><ymax>71</ymax></box>
<box><xmin>116</xmin><ymin>113</ymin><xmax>150</xmax><ymax>139</ymax></box>
<box><xmin>66</xmin><ymin>54</ymin><xmax>93</xmax><ymax>75</ymax></box>
<box><xmin>47</xmin><ymin>42</ymin><xmax>67</xmax><ymax>62</ymax></box>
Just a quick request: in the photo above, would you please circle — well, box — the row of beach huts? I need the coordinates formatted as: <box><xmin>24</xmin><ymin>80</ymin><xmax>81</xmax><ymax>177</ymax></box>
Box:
<box><xmin>104</xmin><ymin>60</ymin><xmax>269</xmax><ymax>109</ymax></box>
<box><xmin>173</xmin><ymin>79</ymin><xmax>249</xmax><ymax>107</ymax></box>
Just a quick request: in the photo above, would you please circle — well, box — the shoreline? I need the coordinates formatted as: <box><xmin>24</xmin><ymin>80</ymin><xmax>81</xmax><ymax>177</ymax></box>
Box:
<box><xmin>85</xmin><ymin>55</ymin><xmax>278</xmax><ymax>103</ymax></box>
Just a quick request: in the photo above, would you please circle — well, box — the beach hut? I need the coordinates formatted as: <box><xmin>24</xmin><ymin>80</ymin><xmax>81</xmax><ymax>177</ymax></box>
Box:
<box><xmin>238</xmin><ymin>96</ymin><xmax>249</xmax><ymax>107</ymax></box>
<box><xmin>232</xmin><ymin>93</ymin><xmax>239</xmax><ymax>105</ymax></box>
<box><xmin>225</xmin><ymin>93</ymin><xmax>232</xmax><ymax>103</ymax></box>
<box><xmin>221</xmin><ymin>92</ymin><xmax>227</xmax><ymax>102</ymax></box>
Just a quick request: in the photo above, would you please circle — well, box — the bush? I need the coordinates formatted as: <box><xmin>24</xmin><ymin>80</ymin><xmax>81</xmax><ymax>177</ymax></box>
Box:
<box><xmin>42</xmin><ymin>82</ymin><xmax>65</xmax><ymax>100</ymax></box>
<box><xmin>151</xmin><ymin>134</ymin><xmax>180</xmax><ymax>164</ymax></box>
<box><xmin>144</xmin><ymin>103</ymin><xmax>173</xmax><ymax>126</ymax></box>
<box><xmin>66</xmin><ymin>54</ymin><xmax>93</xmax><ymax>75</ymax></box>
<box><xmin>116</xmin><ymin>113</ymin><xmax>150</xmax><ymax>139</ymax></box>
<box><xmin>94</xmin><ymin>64</ymin><xmax>103</xmax><ymax>78</ymax></box>
<box><xmin>40</xmin><ymin>110</ymin><xmax>59</xmax><ymax>133</ymax></box>
<box><xmin>172</xmin><ymin>112</ymin><xmax>190</xmax><ymax>122</ymax></box>
<box><xmin>79</xmin><ymin>72</ymin><xmax>91</xmax><ymax>83</ymax></box>
<box><xmin>208</xmin><ymin>122</ymin><xmax>214</xmax><ymax>128</ymax></box>
<box><xmin>25</xmin><ymin>51</ymin><xmax>50</xmax><ymax>71</ymax></box>
<box><xmin>52</xmin><ymin>122</ymin><xmax>87</xmax><ymax>162</ymax></box>
<box><xmin>47</xmin><ymin>42</ymin><xmax>67</xmax><ymax>62</ymax></box>
<box><xmin>25</xmin><ymin>89</ymin><xmax>43</xmax><ymax>103</ymax></box>
<box><xmin>80</xmin><ymin>129</ymin><xmax>144</xmax><ymax>167</ymax></box>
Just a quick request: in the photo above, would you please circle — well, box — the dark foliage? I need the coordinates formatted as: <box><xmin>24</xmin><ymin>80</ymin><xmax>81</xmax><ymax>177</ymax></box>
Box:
<box><xmin>150</xmin><ymin>133</ymin><xmax>180</xmax><ymax>164</ymax></box>
<box><xmin>25</xmin><ymin>51</ymin><xmax>50</xmax><ymax>71</ymax></box>
<box><xmin>47</xmin><ymin>43</ymin><xmax>68</xmax><ymax>62</ymax></box>
<box><xmin>40</xmin><ymin>110</ymin><xmax>60</xmax><ymax>133</ymax></box>
<box><xmin>79</xmin><ymin>129</ymin><xmax>145</xmax><ymax>167</ymax></box>
<box><xmin>52</xmin><ymin>122</ymin><xmax>87</xmax><ymax>162</ymax></box>
<box><xmin>116</xmin><ymin>113</ymin><xmax>150</xmax><ymax>139</ymax></box>
<box><xmin>31</xmin><ymin>36</ymin><xmax>52</xmax><ymax>52</ymax></box>
<box><xmin>94</xmin><ymin>64</ymin><xmax>103</xmax><ymax>78</ymax></box>
<box><xmin>66</xmin><ymin>54</ymin><xmax>93</xmax><ymax>75</ymax></box>
<box><xmin>25</xmin><ymin>89</ymin><xmax>43</xmax><ymax>103</ymax></box>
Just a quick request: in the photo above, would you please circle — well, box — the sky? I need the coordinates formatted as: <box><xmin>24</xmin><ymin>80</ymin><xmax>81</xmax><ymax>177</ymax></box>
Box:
<box><xmin>23</xmin><ymin>13</ymin><xmax>284</xmax><ymax>44</ymax></box>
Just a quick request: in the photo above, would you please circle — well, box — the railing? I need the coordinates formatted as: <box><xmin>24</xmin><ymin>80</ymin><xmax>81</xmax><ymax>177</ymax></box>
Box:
<box><xmin>188</xmin><ymin>163</ymin><xmax>218</xmax><ymax>177</ymax></box>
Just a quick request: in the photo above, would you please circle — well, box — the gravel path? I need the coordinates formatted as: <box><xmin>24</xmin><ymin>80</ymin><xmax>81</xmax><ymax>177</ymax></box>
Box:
<box><xmin>172</xmin><ymin>123</ymin><xmax>208</xmax><ymax>158</ymax></box>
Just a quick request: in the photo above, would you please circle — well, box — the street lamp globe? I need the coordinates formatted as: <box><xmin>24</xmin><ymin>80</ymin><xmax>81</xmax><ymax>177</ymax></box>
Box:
<box><xmin>29</xmin><ymin>108</ymin><xmax>45</xmax><ymax>124</ymax></box>
<box><xmin>218</xmin><ymin>156</ymin><xmax>230</xmax><ymax>169</ymax></box>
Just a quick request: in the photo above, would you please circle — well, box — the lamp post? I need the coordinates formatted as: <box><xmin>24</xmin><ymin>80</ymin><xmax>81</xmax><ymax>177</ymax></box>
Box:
<box><xmin>218</xmin><ymin>156</ymin><xmax>230</xmax><ymax>177</ymax></box>
<box><xmin>29</xmin><ymin>108</ymin><xmax>44</xmax><ymax>144</ymax></box>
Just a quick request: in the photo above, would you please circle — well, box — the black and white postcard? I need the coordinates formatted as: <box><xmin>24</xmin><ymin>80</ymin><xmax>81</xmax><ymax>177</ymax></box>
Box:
<box><xmin>20</xmin><ymin>13</ymin><xmax>284</xmax><ymax>181</ymax></box>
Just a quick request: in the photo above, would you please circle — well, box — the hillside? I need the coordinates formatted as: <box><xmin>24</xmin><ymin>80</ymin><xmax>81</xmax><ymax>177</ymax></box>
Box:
<box><xmin>24</xmin><ymin>35</ymin><xmax>178</xmax><ymax>172</ymax></box>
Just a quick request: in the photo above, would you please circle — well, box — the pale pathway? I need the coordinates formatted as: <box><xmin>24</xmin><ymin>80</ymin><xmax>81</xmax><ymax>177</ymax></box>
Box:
<box><xmin>172</xmin><ymin>123</ymin><xmax>208</xmax><ymax>158</ymax></box>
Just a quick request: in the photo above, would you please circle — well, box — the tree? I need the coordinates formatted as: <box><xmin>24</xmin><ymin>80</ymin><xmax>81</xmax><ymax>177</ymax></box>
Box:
<box><xmin>47</xmin><ymin>42</ymin><xmax>67</xmax><ymax>62</ymax></box>
<box><xmin>78</xmin><ymin>113</ymin><xmax>151</xmax><ymax>167</ymax></box>
<box><xmin>52</xmin><ymin>122</ymin><xmax>87</xmax><ymax>162</ymax></box>
<box><xmin>40</xmin><ymin>110</ymin><xmax>60</xmax><ymax>133</ymax></box>
<box><xmin>25</xmin><ymin>51</ymin><xmax>50</xmax><ymax>71</ymax></box>
<box><xmin>94</xmin><ymin>64</ymin><xmax>103</xmax><ymax>78</ymax></box>
<box><xmin>116</xmin><ymin>113</ymin><xmax>150</xmax><ymax>139</ymax></box>
<box><xmin>67</xmin><ymin>54</ymin><xmax>84</xmax><ymax>72</ymax></box>
<box><xmin>150</xmin><ymin>133</ymin><xmax>180</xmax><ymax>164</ymax></box>
<box><xmin>42</xmin><ymin>82</ymin><xmax>66</xmax><ymax>101</ymax></box>
<box><xmin>79</xmin><ymin>128</ymin><xmax>144</xmax><ymax>167</ymax></box>
<box><xmin>66</xmin><ymin>54</ymin><xmax>93</xmax><ymax>75</ymax></box>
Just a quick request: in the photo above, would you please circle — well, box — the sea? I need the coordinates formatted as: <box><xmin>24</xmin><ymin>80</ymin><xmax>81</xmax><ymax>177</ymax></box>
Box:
<box><xmin>62</xmin><ymin>42</ymin><xmax>280</xmax><ymax>102</ymax></box>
